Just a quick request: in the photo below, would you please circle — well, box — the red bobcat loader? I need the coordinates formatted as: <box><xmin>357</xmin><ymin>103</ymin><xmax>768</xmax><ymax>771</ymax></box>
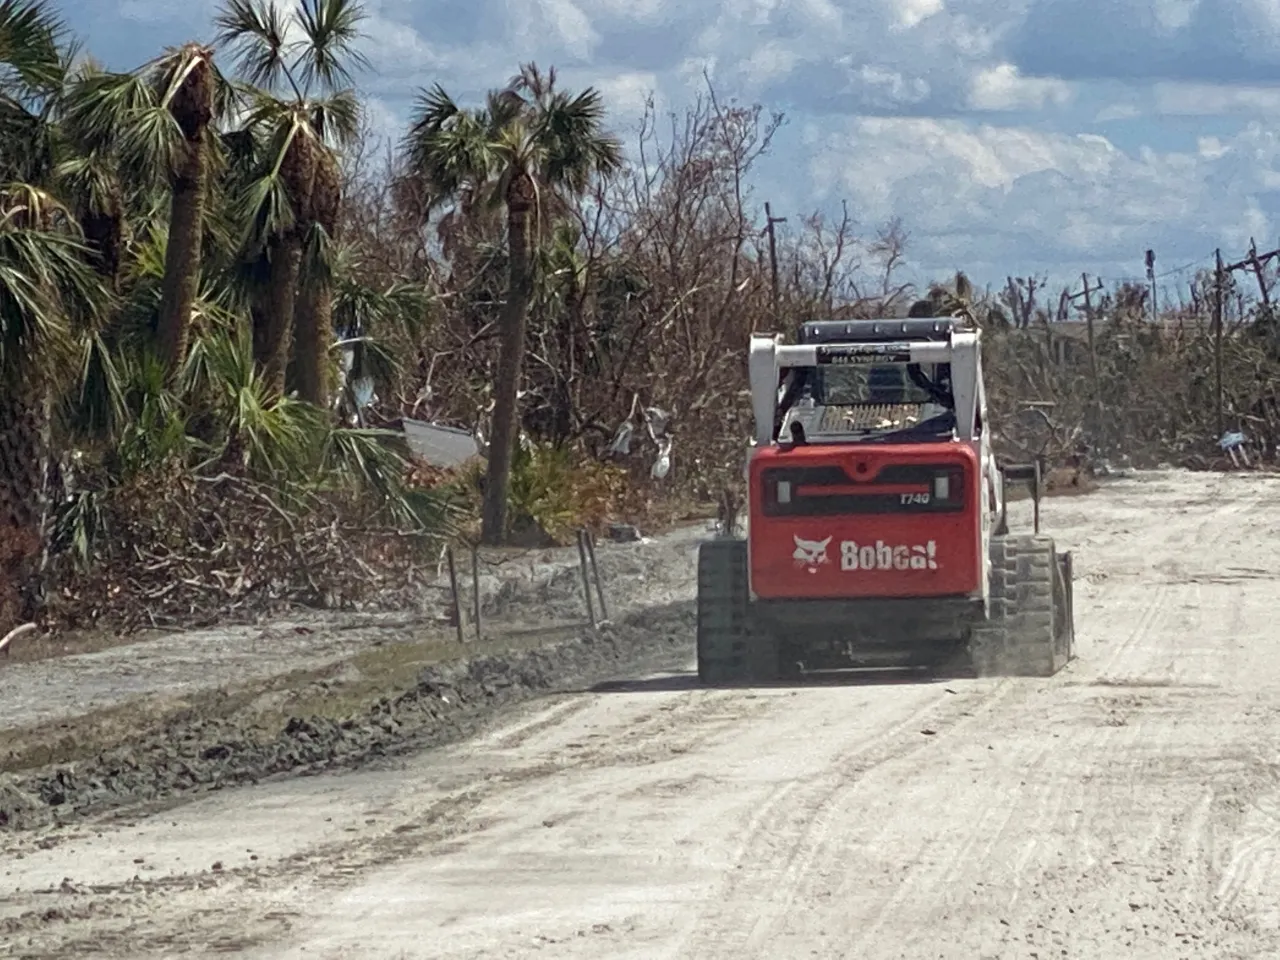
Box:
<box><xmin>696</xmin><ymin>315</ymin><xmax>1076</xmax><ymax>683</ymax></box>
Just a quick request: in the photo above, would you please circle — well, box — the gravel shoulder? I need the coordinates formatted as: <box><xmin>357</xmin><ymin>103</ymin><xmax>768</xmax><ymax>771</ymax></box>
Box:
<box><xmin>9</xmin><ymin>470</ymin><xmax>1280</xmax><ymax>959</ymax></box>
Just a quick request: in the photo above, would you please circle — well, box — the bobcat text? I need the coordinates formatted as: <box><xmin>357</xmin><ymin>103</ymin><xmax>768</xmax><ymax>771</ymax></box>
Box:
<box><xmin>840</xmin><ymin>539</ymin><xmax>938</xmax><ymax>571</ymax></box>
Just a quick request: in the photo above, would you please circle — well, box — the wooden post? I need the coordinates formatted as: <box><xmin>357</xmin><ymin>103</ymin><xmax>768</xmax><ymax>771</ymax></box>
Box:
<box><xmin>1215</xmin><ymin>248</ymin><xmax>1225</xmax><ymax>437</ymax></box>
<box><xmin>445</xmin><ymin>546</ymin><xmax>466</xmax><ymax>646</ymax></box>
<box><xmin>470</xmin><ymin>546</ymin><xmax>482</xmax><ymax>641</ymax></box>
<box><xmin>583</xmin><ymin>529</ymin><xmax>608</xmax><ymax>621</ymax></box>
<box><xmin>1033</xmin><ymin>458</ymin><xmax>1042</xmax><ymax>535</ymax></box>
<box><xmin>576</xmin><ymin>529</ymin><xmax>596</xmax><ymax>629</ymax></box>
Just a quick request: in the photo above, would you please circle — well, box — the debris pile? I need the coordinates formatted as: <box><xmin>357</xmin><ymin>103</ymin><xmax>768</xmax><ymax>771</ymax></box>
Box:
<box><xmin>42</xmin><ymin>471</ymin><xmax>436</xmax><ymax>633</ymax></box>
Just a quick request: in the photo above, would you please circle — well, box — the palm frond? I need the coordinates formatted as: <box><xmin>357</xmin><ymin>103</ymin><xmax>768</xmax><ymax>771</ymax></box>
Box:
<box><xmin>62</xmin><ymin>70</ymin><xmax>183</xmax><ymax>184</ymax></box>
<box><xmin>63</xmin><ymin>329</ymin><xmax>128</xmax><ymax>442</ymax></box>
<box><xmin>320</xmin><ymin>426</ymin><xmax>453</xmax><ymax>532</ymax></box>
<box><xmin>293</xmin><ymin>0</ymin><xmax>370</xmax><ymax>94</ymax></box>
<box><xmin>486</xmin><ymin>86</ymin><xmax>524</xmax><ymax>130</ymax></box>
<box><xmin>537</xmin><ymin>87</ymin><xmax>623</xmax><ymax>193</ymax></box>
<box><xmin>507</xmin><ymin>62</ymin><xmax>557</xmax><ymax>106</ymax></box>
<box><xmin>148</xmin><ymin>43</ymin><xmax>215</xmax><ymax>111</ymax></box>
<box><xmin>236</xmin><ymin>167</ymin><xmax>295</xmax><ymax>253</ymax></box>
<box><xmin>186</xmin><ymin>323</ymin><xmax>325</xmax><ymax>478</ymax></box>
<box><xmin>310</xmin><ymin>87</ymin><xmax>359</xmax><ymax>146</ymax></box>
<box><xmin>0</xmin><ymin>0</ymin><xmax>67</xmax><ymax>95</ymax></box>
<box><xmin>112</xmin><ymin>348</ymin><xmax>193</xmax><ymax>476</ymax></box>
<box><xmin>232</xmin><ymin>108</ymin><xmax>310</xmax><ymax>250</ymax></box>
<box><xmin>320</xmin><ymin>426</ymin><xmax>405</xmax><ymax>498</ymax></box>
<box><xmin>402</xmin><ymin>86</ymin><xmax>495</xmax><ymax>207</ymax></box>
<box><xmin>0</xmin><ymin>210</ymin><xmax>109</xmax><ymax>374</ymax></box>
<box><xmin>300</xmin><ymin>219</ymin><xmax>333</xmax><ymax>288</ymax></box>
<box><xmin>0</xmin><ymin>178</ymin><xmax>72</xmax><ymax>229</ymax></box>
<box><xmin>53</xmin><ymin>151</ymin><xmax>116</xmax><ymax>215</ymax></box>
<box><xmin>213</xmin><ymin>0</ymin><xmax>300</xmax><ymax>96</ymax></box>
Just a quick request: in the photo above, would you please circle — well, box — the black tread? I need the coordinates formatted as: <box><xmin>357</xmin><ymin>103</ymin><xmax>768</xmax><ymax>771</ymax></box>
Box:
<box><xmin>696</xmin><ymin>540</ymin><xmax>778</xmax><ymax>685</ymax></box>
<box><xmin>970</xmin><ymin>533</ymin><xmax>1071</xmax><ymax>678</ymax></box>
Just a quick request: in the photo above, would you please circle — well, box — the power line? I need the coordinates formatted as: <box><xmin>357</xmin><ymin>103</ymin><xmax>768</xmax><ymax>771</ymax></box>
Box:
<box><xmin>1092</xmin><ymin>252</ymin><xmax>1216</xmax><ymax>288</ymax></box>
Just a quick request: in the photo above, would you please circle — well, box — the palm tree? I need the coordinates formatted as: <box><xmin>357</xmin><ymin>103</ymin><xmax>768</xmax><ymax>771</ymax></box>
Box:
<box><xmin>402</xmin><ymin>63</ymin><xmax>622</xmax><ymax>543</ymax></box>
<box><xmin>0</xmin><ymin>183</ymin><xmax>110</xmax><ymax>623</ymax></box>
<box><xmin>0</xmin><ymin>1</ymin><xmax>74</xmax><ymax>621</ymax></box>
<box><xmin>64</xmin><ymin>44</ymin><xmax>232</xmax><ymax>373</ymax></box>
<box><xmin>214</xmin><ymin>0</ymin><xmax>366</xmax><ymax>405</ymax></box>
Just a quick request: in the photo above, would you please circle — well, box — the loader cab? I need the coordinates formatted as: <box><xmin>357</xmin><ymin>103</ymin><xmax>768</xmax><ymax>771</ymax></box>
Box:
<box><xmin>769</xmin><ymin>318</ymin><xmax>980</xmax><ymax>448</ymax></box>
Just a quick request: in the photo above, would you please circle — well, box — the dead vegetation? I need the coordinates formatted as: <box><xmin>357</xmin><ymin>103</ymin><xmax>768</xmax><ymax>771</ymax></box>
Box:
<box><xmin>980</xmin><ymin>273</ymin><xmax>1280</xmax><ymax>471</ymax></box>
<box><xmin>38</xmin><ymin>471</ymin><xmax>443</xmax><ymax>633</ymax></box>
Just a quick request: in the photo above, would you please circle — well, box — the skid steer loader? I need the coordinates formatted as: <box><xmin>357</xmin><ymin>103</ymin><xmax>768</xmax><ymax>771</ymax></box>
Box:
<box><xmin>696</xmin><ymin>315</ymin><xmax>1076</xmax><ymax>683</ymax></box>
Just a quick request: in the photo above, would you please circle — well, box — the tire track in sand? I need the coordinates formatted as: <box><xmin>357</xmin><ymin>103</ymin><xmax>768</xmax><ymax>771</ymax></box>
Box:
<box><xmin>801</xmin><ymin>531</ymin><xmax>1211</xmax><ymax>957</ymax></box>
<box><xmin>672</xmin><ymin>679</ymin><xmax>1022</xmax><ymax>959</ymax></box>
<box><xmin>675</xmin><ymin>483</ymin><xmax>1214</xmax><ymax>959</ymax></box>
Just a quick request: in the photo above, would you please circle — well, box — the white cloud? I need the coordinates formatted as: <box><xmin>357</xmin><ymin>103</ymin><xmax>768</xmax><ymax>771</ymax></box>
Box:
<box><xmin>795</xmin><ymin>0</ymin><xmax>844</xmax><ymax>28</ymax></box>
<box><xmin>593</xmin><ymin>71</ymin><xmax>663</xmax><ymax>121</ymax></box>
<box><xmin>969</xmin><ymin>64</ymin><xmax>1072</xmax><ymax>111</ymax></box>
<box><xmin>1222</xmin><ymin>201</ymin><xmax>1271</xmax><ymax>252</ymax></box>
<box><xmin>853</xmin><ymin>65</ymin><xmax>931</xmax><ymax>109</ymax></box>
<box><xmin>806</xmin><ymin>116</ymin><xmax>1279</xmax><ymax>274</ymax></box>
<box><xmin>1154</xmin><ymin>82</ymin><xmax>1280</xmax><ymax>115</ymax></box>
<box><xmin>360</xmin><ymin>13</ymin><xmax>442</xmax><ymax>78</ymax></box>
<box><xmin>892</xmin><ymin>0</ymin><xmax>945</xmax><ymax>29</ymax></box>
<box><xmin>117</xmin><ymin>0</ymin><xmax>189</xmax><ymax>22</ymax></box>
<box><xmin>358</xmin><ymin>96</ymin><xmax>404</xmax><ymax>149</ymax></box>
<box><xmin>586</xmin><ymin>0</ymin><xmax>670</xmax><ymax>22</ymax></box>
<box><xmin>1197</xmin><ymin>136</ymin><xmax>1229</xmax><ymax>159</ymax></box>
<box><xmin>533</xmin><ymin>0</ymin><xmax>599</xmax><ymax>60</ymax></box>
<box><xmin>743</xmin><ymin>41</ymin><xmax>799</xmax><ymax>84</ymax></box>
<box><xmin>1152</xmin><ymin>0</ymin><xmax>1199</xmax><ymax>31</ymax></box>
<box><xmin>1094</xmin><ymin>102</ymin><xmax>1141</xmax><ymax>122</ymax></box>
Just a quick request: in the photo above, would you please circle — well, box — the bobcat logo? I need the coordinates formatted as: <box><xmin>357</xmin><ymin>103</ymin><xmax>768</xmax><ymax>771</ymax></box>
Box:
<box><xmin>793</xmin><ymin>535</ymin><xmax>832</xmax><ymax>573</ymax></box>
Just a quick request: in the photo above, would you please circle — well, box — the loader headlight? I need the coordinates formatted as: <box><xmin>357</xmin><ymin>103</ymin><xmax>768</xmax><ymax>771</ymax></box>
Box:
<box><xmin>934</xmin><ymin>475</ymin><xmax>949</xmax><ymax>501</ymax></box>
<box><xmin>777</xmin><ymin>480</ymin><xmax>791</xmax><ymax>504</ymax></box>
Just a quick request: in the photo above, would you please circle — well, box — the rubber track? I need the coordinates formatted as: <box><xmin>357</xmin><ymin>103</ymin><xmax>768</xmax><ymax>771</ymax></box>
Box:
<box><xmin>696</xmin><ymin>540</ymin><xmax>778</xmax><ymax>684</ymax></box>
<box><xmin>971</xmin><ymin>534</ymin><xmax>1069</xmax><ymax>678</ymax></box>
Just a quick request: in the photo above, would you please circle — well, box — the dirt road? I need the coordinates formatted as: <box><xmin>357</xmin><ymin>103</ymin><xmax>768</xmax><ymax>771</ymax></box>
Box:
<box><xmin>5</xmin><ymin>470</ymin><xmax>1280</xmax><ymax>959</ymax></box>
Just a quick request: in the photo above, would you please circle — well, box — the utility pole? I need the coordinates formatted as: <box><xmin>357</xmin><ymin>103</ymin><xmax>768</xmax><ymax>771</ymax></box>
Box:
<box><xmin>1245</xmin><ymin>238</ymin><xmax>1271</xmax><ymax>308</ymax></box>
<box><xmin>1215</xmin><ymin>248</ymin><xmax>1225</xmax><ymax>436</ymax></box>
<box><xmin>763</xmin><ymin>202</ymin><xmax>786</xmax><ymax>324</ymax></box>
<box><xmin>1145</xmin><ymin>249</ymin><xmax>1157</xmax><ymax>323</ymax></box>
<box><xmin>1068</xmin><ymin>273</ymin><xmax>1107</xmax><ymax>451</ymax></box>
<box><xmin>1208</xmin><ymin>241</ymin><xmax>1280</xmax><ymax>436</ymax></box>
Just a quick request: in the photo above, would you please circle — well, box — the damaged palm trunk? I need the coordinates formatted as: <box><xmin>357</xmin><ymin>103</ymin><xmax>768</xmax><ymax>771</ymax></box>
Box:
<box><xmin>480</xmin><ymin>172</ymin><xmax>536</xmax><ymax>545</ymax></box>
<box><xmin>0</xmin><ymin>367</ymin><xmax>50</xmax><ymax>627</ymax></box>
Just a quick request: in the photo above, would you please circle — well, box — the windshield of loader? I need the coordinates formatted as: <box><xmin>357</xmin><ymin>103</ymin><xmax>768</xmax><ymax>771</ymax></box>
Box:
<box><xmin>773</xmin><ymin>359</ymin><xmax>958</xmax><ymax>443</ymax></box>
<box><xmin>816</xmin><ymin>362</ymin><xmax>952</xmax><ymax>408</ymax></box>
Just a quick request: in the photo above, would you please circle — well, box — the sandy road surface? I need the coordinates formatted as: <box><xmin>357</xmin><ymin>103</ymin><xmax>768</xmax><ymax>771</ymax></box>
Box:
<box><xmin>6</xmin><ymin>470</ymin><xmax>1280</xmax><ymax>959</ymax></box>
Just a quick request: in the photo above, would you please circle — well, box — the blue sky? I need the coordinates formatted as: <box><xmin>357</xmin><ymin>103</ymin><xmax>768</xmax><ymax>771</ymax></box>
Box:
<box><xmin>59</xmin><ymin>0</ymin><xmax>1280</xmax><ymax>298</ymax></box>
